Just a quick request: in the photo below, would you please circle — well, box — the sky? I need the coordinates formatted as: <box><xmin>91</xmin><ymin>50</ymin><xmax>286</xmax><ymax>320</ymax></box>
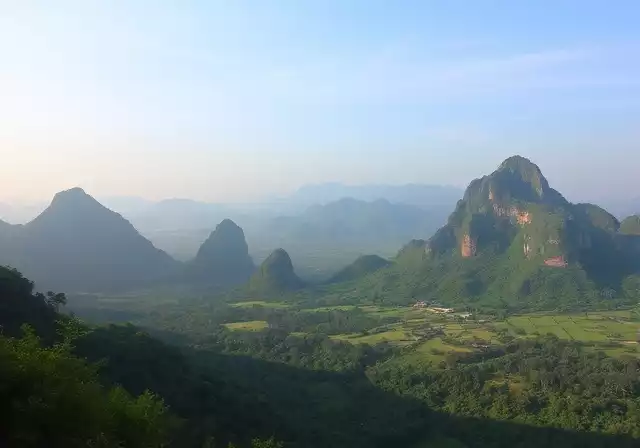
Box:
<box><xmin>1</xmin><ymin>1</ymin><xmax>639</xmax><ymax>204</ymax></box>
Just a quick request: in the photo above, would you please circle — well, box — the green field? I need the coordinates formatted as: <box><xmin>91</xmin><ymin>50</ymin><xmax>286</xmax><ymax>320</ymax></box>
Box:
<box><xmin>338</xmin><ymin>306</ymin><xmax>640</xmax><ymax>362</ymax></box>
<box><xmin>230</xmin><ymin>301</ymin><xmax>291</xmax><ymax>309</ymax></box>
<box><xmin>331</xmin><ymin>328</ymin><xmax>413</xmax><ymax>345</ymax></box>
<box><xmin>224</xmin><ymin>320</ymin><xmax>269</xmax><ymax>331</ymax></box>
<box><xmin>221</xmin><ymin>301</ymin><xmax>640</xmax><ymax>362</ymax></box>
<box><xmin>301</xmin><ymin>305</ymin><xmax>360</xmax><ymax>312</ymax></box>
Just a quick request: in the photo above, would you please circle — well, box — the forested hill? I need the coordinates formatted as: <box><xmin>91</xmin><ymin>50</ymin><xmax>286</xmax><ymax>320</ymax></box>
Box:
<box><xmin>327</xmin><ymin>254</ymin><xmax>391</xmax><ymax>283</ymax></box>
<box><xmin>348</xmin><ymin>156</ymin><xmax>640</xmax><ymax>309</ymax></box>
<box><xmin>249</xmin><ymin>248</ymin><xmax>304</xmax><ymax>292</ymax></box>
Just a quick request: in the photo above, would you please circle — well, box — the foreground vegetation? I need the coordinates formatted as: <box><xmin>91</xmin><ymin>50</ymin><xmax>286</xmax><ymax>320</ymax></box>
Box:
<box><xmin>59</xmin><ymin>285</ymin><xmax>640</xmax><ymax>447</ymax></box>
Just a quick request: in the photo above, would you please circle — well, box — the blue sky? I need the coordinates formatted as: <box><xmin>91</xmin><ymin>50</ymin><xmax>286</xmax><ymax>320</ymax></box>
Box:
<box><xmin>1</xmin><ymin>1</ymin><xmax>639</xmax><ymax>202</ymax></box>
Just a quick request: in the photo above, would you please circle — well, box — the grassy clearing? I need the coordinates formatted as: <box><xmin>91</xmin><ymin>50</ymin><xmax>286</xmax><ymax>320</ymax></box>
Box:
<box><xmin>300</xmin><ymin>305</ymin><xmax>408</xmax><ymax>319</ymax></box>
<box><xmin>230</xmin><ymin>301</ymin><xmax>290</xmax><ymax>309</ymax></box>
<box><xmin>416</xmin><ymin>338</ymin><xmax>472</xmax><ymax>355</ymax></box>
<box><xmin>301</xmin><ymin>305</ymin><xmax>360</xmax><ymax>312</ymax></box>
<box><xmin>487</xmin><ymin>375</ymin><xmax>527</xmax><ymax>394</ymax></box>
<box><xmin>396</xmin><ymin>338</ymin><xmax>473</xmax><ymax>366</ymax></box>
<box><xmin>367</xmin><ymin>307</ymin><xmax>409</xmax><ymax>318</ymax></box>
<box><xmin>224</xmin><ymin>320</ymin><xmax>269</xmax><ymax>331</ymax></box>
<box><xmin>449</xmin><ymin>327</ymin><xmax>496</xmax><ymax>342</ymax></box>
<box><xmin>331</xmin><ymin>329</ymin><xmax>412</xmax><ymax>345</ymax></box>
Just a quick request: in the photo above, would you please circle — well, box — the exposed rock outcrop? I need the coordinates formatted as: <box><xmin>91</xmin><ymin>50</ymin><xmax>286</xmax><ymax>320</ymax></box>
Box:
<box><xmin>461</xmin><ymin>234</ymin><xmax>477</xmax><ymax>258</ymax></box>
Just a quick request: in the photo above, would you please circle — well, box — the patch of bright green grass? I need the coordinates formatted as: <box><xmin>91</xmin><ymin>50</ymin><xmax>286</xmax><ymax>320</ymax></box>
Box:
<box><xmin>230</xmin><ymin>301</ymin><xmax>290</xmax><ymax>309</ymax></box>
<box><xmin>331</xmin><ymin>329</ymin><xmax>412</xmax><ymax>345</ymax></box>
<box><xmin>301</xmin><ymin>305</ymin><xmax>359</xmax><ymax>312</ymax></box>
<box><xmin>224</xmin><ymin>320</ymin><xmax>269</xmax><ymax>331</ymax></box>
<box><xmin>408</xmin><ymin>338</ymin><xmax>473</xmax><ymax>364</ymax></box>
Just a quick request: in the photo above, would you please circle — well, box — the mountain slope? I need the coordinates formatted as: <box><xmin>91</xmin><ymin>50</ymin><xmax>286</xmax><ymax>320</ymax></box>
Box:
<box><xmin>250</xmin><ymin>248</ymin><xmax>304</xmax><ymax>292</ymax></box>
<box><xmin>327</xmin><ymin>255</ymin><xmax>391</xmax><ymax>284</ymax></box>
<box><xmin>187</xmin><ymin>219</ymin><xmax>255</xmax><ymax>287</ymax></box>
<box><xmin>361</xmin><ymin>156</ymin><xmax>640</xmax><ymax>308</ymax></box>
<box><xmin>1</xmin><ymin>188</ymin><xmax>179</xmax><ymax>292</ymax></box>
<box><xmin>620</xmin><ymin>215</ymin><xmax>640</xmax><ymax>235</ymax></box>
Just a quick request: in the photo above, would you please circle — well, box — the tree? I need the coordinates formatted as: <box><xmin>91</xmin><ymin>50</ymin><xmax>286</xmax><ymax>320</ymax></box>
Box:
<box><xmin>0</xmin><ymin>325</ymin><xmax>170</xmax><ymax>447</ymax></box>
<box><xmin>251</xmin><ymin>438</ymin><xmax>284</xmax><ymax>448</ymax></box>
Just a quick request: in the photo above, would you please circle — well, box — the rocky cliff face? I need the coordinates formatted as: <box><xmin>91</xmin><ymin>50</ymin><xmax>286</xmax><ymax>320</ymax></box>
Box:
<box><xmin>426</xmin><ymin>156</ymin><xmax>587</xmax><ymax>263</ymax></box>
<box><xmin>410</xmin><ymin>155</ymin><xmax>640</xmax><ymax>294</ymax></box>
<box><xmin>461</xmin><ymin>234</ymin><xmax>476</xmax><ymax>258</ymax></box>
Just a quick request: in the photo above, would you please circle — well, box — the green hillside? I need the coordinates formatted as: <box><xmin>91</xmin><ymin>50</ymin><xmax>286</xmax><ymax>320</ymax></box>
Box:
<box><xmin>347</xmin><ymin>156</ymin><xmax>640</xmax><ymax>309</ymax></box>
<box><xmin>620</xmin><ymin>215</ymin><xmax>640</xmax><ymax>235</ymax></box>
<box><xmin>327</xmin><ymin>254</ymin><xmax>391</xmax><ymax>283</ymax></box>
<box><xmin>249</xmin><ymin>248</ymin><xmax>305</xmax><ymax>292</ymax></box>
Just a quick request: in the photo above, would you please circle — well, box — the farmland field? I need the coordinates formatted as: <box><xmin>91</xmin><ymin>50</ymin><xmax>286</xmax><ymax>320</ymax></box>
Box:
<box><xmin>322</xmin><ymin>305</ymin><xmax>640</xmax><ymax>362</ymax></box>
<box><xmin>224</xmin><ymin>320</ymin><xmax>269</xmax><ymax>331</ymax></box>
<box><xmin>223</xmin><ymin>299</ymin><xmax>640</xmax><ymax>363</ymax></box>
<box><xmin>230</xmin><ymin>301</ymin><xmax>291</xmax><ymax>309</ymax></box>
<box><xmin>331</xmin><ymin>328</ymin><xmax>413</xmax><ymax>345</ymax></box>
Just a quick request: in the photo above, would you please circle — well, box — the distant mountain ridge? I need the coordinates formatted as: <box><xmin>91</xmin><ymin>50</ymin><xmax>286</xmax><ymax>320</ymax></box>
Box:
<box><xmin>282</xmin><ymin>182</ymin><xmax>463</xmax><ymax>210</ymax></box>
<box><xmin>261</xmin><ymin>197</ymin><xmax>445</xmax><ymax>247</ymax></box>
<box><xmin>4</xmin><ymin>166</ymin><xmax>637</xmax><ymax>300</ymax></box>
<box><xmin>93</xmin><ymin>185</ymin><xmax>463</xmax><ymax>269</ymax></box>
<box><xmin>0</xmin><ymin>188</ymin><xmax>295</xmax><ymax>293</ymax></box>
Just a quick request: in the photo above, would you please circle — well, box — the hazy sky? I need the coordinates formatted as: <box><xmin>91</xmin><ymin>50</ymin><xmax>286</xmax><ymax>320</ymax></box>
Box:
<box><xmin>1</xmin><ymin>1</ymin><xmax>639</xmax><ymax>203</ymax></box>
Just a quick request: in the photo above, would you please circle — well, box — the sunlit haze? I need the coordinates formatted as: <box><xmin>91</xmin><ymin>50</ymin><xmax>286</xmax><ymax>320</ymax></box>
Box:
<box><xmin>1</xmin><ymin>1</ymin><xmax>639</xmax><ymax>203</ymax></box>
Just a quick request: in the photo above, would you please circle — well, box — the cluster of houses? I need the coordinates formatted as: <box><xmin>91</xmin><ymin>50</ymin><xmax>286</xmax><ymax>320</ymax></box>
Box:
<box><xmin>412</xmin><ymin>301</ymin><xmax>473</xmax><ymax>319</ymax></box>
<box><xmin>412</xmin><ymin>301</ymin><xmax>454</xmax><ymax>313</ymax></box>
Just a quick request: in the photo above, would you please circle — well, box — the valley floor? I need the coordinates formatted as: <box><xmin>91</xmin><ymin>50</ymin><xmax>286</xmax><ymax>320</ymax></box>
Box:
<box><xmin>223</xmin><ymin>301</ymin><xmax>640</xmax><ymax>364</ymax></box>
